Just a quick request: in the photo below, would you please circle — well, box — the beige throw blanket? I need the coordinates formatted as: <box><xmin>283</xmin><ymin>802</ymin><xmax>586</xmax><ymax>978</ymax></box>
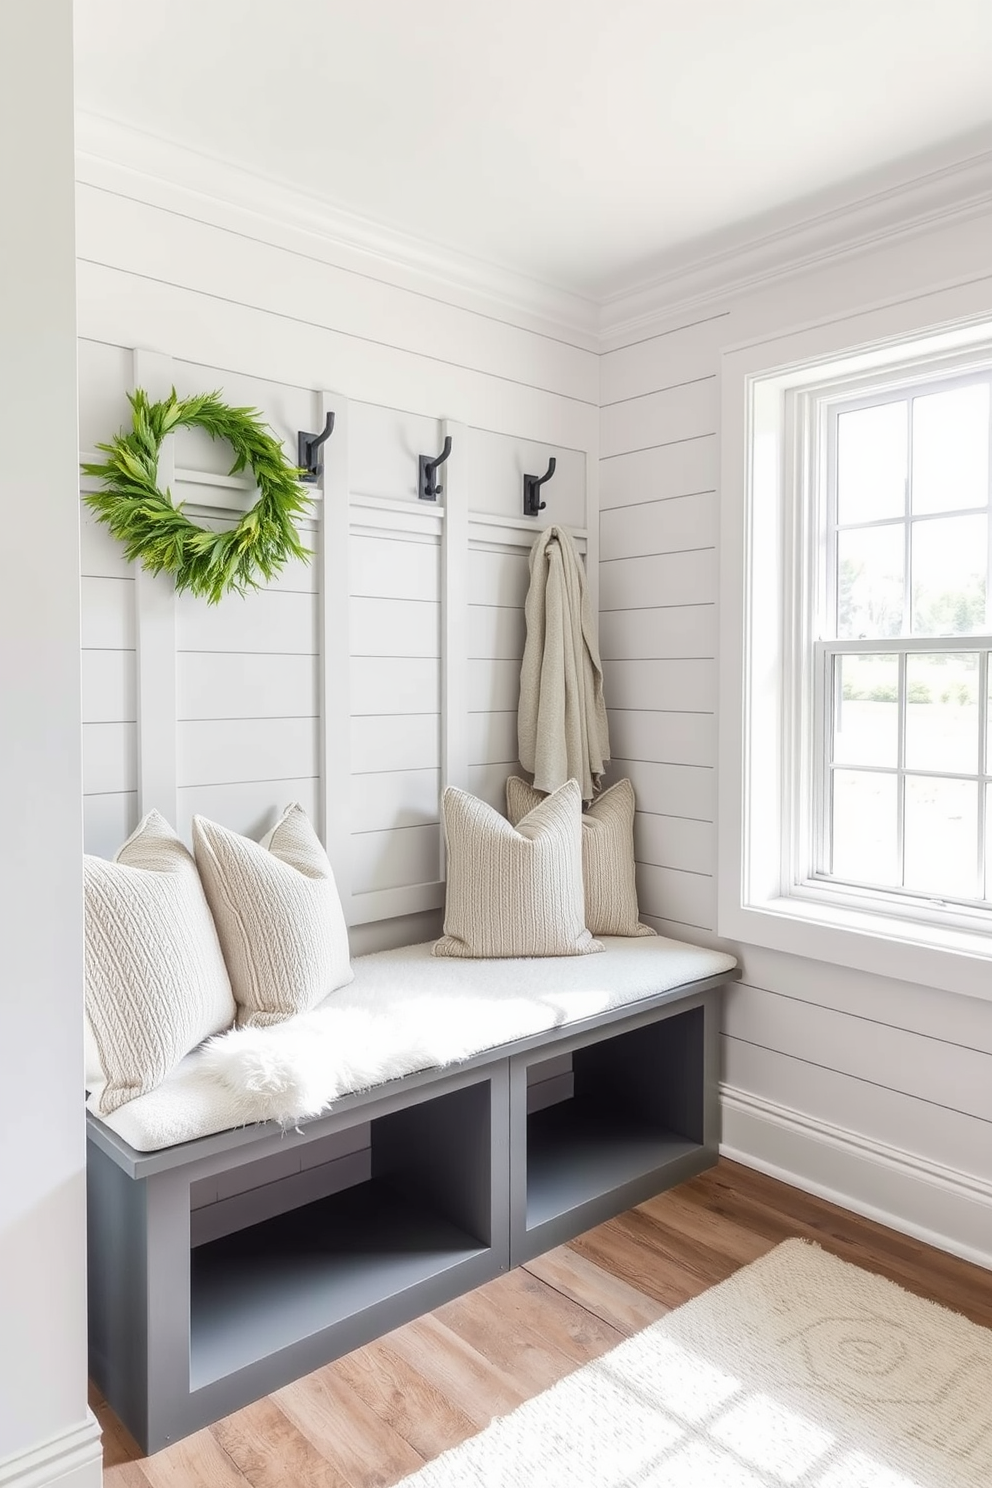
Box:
<box><xmin>518</xmin><ymin>525</ymin><xmax>610</xmax><ymax>803</ymax></box>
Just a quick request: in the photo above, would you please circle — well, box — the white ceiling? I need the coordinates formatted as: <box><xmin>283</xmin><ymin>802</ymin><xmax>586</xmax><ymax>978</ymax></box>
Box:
<box><xmin>73</xmin><ymin>0</ymin><xmax>992</xmax><ymax>300</ymax></box>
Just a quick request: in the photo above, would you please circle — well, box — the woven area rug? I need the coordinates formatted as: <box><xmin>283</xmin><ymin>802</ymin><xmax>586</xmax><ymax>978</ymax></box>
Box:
<box><xmin>399</xmin><ymin>1239</ymin><xmax>992</xmax><ymax>1487</ymax></box>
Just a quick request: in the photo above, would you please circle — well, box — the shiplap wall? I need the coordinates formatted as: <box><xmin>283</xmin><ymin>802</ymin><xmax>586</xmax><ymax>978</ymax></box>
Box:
<box><xmin>76</xmin><ymin>183</ymin><xmax>597</xmax><ymax>952</ymax></box>
<box><xmin>600</xmin><ymin>207</ymin><xmax>992</xmax><ymax>1265</ymax></box>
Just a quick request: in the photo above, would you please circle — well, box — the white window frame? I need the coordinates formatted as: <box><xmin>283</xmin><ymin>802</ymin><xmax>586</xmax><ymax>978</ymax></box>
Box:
<box><xmin>719</xmin><ymin>285</ymin><xmax>992</xmax><ymax>1003</ymax></box>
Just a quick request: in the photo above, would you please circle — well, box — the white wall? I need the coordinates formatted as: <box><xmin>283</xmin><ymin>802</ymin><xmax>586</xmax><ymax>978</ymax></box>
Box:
<box><xmin>0</xmin><ymin>5</ymin><xmax>101</xmax><ymax>1487</ymax></box>
<box><xmin>74</xmin><ymin>169</ymin><xmax>599</xmax><ymax>955</ymax></box>
<box><xmin>601</xmin><ymin>208</ymin><xmax>992</xmax><ymax>1265</ymax></box>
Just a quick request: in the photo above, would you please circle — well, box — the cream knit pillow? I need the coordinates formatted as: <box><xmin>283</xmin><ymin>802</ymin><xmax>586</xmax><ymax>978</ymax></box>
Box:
<box><xmin>84</xmin><ymin>811</ymin><xmax>237</xmax><ymax>1114</ymax></box>
<box><xmin>193</xmin><ymin>804</ymin><xmax>353</xmax><ymax>1027</ymax></box>
<box><xmin>434</xmin><ymin>779</ymin><xmax>602</xmax><ymax>959</ymax></box>
<box><xmin>507</xmin><ymin>776</ymin><xmax>656</xmax><ymax>938</ymax></box>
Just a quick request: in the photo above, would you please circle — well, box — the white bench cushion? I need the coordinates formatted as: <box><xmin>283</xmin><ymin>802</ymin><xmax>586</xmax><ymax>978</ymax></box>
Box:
<box><xmin>87</xmin><ymin>936</ymin><xmax>737</xmax><ymax>1152</ymax></box>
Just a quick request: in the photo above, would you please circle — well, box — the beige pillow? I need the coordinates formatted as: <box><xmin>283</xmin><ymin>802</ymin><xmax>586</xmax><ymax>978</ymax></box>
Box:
<box><xmin>434</xmin><ymin>779</ymin><xmax>602</xmax><ymax>959</ymax></box>
<box><xmin>193</xmin><ymin>804</ymin><xmax>353</xmax><ymax>1027</ymax></box>
<box><xmin>84</xmin><ymin>811</ymin><xmax>237</xmax><ymax>1114</ymax></box>
<box><xmin>507</xmin><ymin>776</ymin><xmax>656</xmax><ymax>939</ymax></box>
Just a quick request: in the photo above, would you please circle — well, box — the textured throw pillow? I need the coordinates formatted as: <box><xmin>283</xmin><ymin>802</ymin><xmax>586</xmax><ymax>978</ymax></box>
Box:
<box><xmin>84</xmin><ymin>811</ymin><xmax>237</xmax><ymax>1114</ymax></box>
<box><xmin>507</xmin><ymin>776</ymin><xmax>656</xmax><ymax>939</ymax></box>
<box><xmin>434</xmin><ymin>779</ymin><xmax>602</xmax><ymax>959</ymax></box>
<box><xmin>193</xmin><ymin>804</ymin><xmax>353</xmax><ymax>1027</ymax></box>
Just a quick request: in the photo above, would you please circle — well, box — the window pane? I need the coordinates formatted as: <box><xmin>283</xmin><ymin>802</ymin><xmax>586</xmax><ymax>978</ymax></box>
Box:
<box><xmin>830</xmin><ymin>769</ymin><xmax>898</xmax><ymax>885</ymax></box>
<box><xmin>911</xmin><ymin>514</ymin><xmax>986</xmax><ymax>634</ymax></box>
<box><xmin>837</xmin><ymin>401</ymin><xmax>907</xmax><ymax>526</ymax></box>
<box><xmin>904</xmin><ymin>776</ymin><xmax>978</xmax><ymax>900</ymax></box>
<box><xmin>832</xmin><ymin>655</ymin><xmax>898</xmax><ymax>767</ymax></box>
<box><xmin>905</xmin><ymin>653</ymin><xmax>979</xmax><ymax>773</ymax></box>
<box><xmin>836</xmin><ymin>525</ymin><xmax>904</xmax><ymax>638</ymax></box>
<box><xmin>912</xmin><ymin>383</ymin><xmax>990</xmax><ymax>515</ymax></box>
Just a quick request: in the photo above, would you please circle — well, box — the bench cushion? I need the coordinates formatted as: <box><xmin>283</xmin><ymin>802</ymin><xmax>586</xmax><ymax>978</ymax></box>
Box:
<box><xmin>86</xmin><ymin>936</ymin><xmax>737</xmax><ymax>1152</ymax></box>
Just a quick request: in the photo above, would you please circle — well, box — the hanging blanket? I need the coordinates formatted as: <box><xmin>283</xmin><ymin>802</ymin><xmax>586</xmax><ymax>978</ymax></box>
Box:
<box><xmin>517</xmin><ymin>525</ymin><xmax>609</xmax><ymax>803</ymax></box>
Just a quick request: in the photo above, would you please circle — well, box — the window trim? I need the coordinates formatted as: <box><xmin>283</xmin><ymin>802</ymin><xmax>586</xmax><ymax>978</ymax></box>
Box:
<box><xmin>718</xmin><ymin>288</ymin><xmax>992</xmax><ymax>1003</ymax></box>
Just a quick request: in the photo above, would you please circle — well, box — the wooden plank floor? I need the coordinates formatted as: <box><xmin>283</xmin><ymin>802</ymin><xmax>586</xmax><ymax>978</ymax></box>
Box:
<box><xmin>94</xmin><ymin>1158</ymin><xmax>992</xmax><ymax>1487</ymax></box>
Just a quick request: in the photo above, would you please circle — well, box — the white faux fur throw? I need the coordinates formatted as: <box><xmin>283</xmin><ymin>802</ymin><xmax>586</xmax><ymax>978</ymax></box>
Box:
<box><xmin>89</xmin><ymin>936</ymin><xmax>737</xmax><ymax>1152</ymax></box>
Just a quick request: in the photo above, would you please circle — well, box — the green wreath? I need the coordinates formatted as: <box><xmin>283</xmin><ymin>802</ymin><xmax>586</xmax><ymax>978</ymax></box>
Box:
<box><xmin>82</xmin><ymin>388</ymin><xmax>312</xmax><ymax>603</ymax></box>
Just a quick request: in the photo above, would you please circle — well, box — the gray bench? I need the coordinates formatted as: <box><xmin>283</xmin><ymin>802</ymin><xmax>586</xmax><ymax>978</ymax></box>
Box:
<box><xmin>87</xmin><ymin>956</ymin><xmax>737</xmax><ymax>1452</ymax></box>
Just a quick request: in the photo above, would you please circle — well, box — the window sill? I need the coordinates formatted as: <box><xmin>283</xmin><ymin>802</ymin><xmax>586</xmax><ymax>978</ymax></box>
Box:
<box><xmin>718</xmin><ymin>890</ymin><xmax>992</xmax><ymax>1004</ymax></box>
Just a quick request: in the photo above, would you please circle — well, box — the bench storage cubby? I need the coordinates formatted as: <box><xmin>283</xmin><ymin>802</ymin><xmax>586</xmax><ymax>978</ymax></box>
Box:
<box><xmin>87</xmin><ymin>940</ymin><xmax>737</xmax><ymax>1452</ymax></box>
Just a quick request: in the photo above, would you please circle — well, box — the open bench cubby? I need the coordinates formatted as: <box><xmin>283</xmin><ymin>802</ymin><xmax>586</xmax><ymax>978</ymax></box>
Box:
<box><xmin>87</xmin><ymin>974</ymin><xmax>726</xmax><ymax>1453</ymax></box>
<box><xmin>513</xmin><ymin>1002</ymin><xmax>709</xmax><ymax>1262</ymax></box>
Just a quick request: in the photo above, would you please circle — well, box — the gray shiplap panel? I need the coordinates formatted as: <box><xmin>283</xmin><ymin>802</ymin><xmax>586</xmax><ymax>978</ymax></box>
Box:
<box><xmin>736</xmin><ymin>944</ymin><xmax>992</xmax><ymax>1054</ymax></box>
<box><xmin>256</xmin><ymin>552</ymin><xmax>319</xmax><ymax>597</ymax></box>
<box><xmin>82</xmin><ymin>722</ymin><xmax>138</xmax><ymax>797</ymax></box>
<box><xmin>350</xmin><ymin>713</ymin><xmax>440</xmax><ymax>773</ymax></box>
<box><xmin>349</xmin><ymin>769</ymin><xmax>441</xmax><ymax>833</ymax></box>
<box><xmin>349</xmin><ymin>534</ymin><xmax>440</xmax><ymax>603</ymax></box>
<box><xmin>607</xmin><ymin>711</ymin><xmax>716</xmax><ymax>769</ymax></box>
<box><xmin>466</xmin><ymin>763</ymin><xmax>516</xmax><ymax>812</ymax></box>
<box><xmin>634</xmin><ymin>813</ymin><xmax>715</xmax><ymax>876</ymax></box>
<box><xmin>600</xmin><ymin>605</ymin><xmax>716</xmax><ymax>661</ymax></box>
<box><xmin>176</xmin><ymin>589</ymin><xmax>317</xmax><ymax>655</ymax></box>
<box><xmin>468</xmin><ymin>548</ymin><xmax>531</xmax><ymax>608</ymax></box>
<box><xmin>600</xmin><ymin>437</ymin><xmax>716</xmax><ymax>512</ymax></box>
<box><xmin>468</xmin><ymin>658</ymin><xmax>520</xmax><ymax>713</ymax></box>
<box><xmin>350</xmin><ymin>597</ymin><xmax>440</xmax><ymax>659</ymax></box>
<box><xmin>725</xmin><ymin>985</ymin><xmax>992</xmax><ymax>1124</ymax></box>
<box><xmin>177</xmin><ymin>653</ymin><xmax>318</xmax><ymax>722</ymax></box>
<box><xmin>604</xmin><ymin>659</ymin><xmax>716</xmax><ymax>714</ymax></box>
<box><xmin>600</xmin><ymin>548</ymin><xmax>716</xmax><ymax>611</ymax></box>
<box><xmin>467</xmin><ymin>711</ymin><xmax>519</xmax><ymax>767</ymax></box>
<box><xmin>611</xmin><ymin>757</ymin><xmax>715</xmax><ymax>821</ymax></box>
<box><xmin>77</xmin><ymin>195</ymin><xmax>597</xmax><ymax>404</ymax></box>
<box><xmin>350</xmin><ymin>823</ymin><xmax>442</xmax><ymax>893</ymax></box>
<box><xmin>349</xmin><ymin>656</ymin><xmax>440</xmax><ymax>716</ymax></box>
<box><xmin>83</xmin><ymin>790</ymin><xmax>138</xmax><ymax>859</ymax></box>
<box><xmin>78</xmin><ymin>259</ymin><xmax>594</xmax><ymax>451</ymax></box>
<box><xmin>600</xmin><ymin>492</ymin><xmax>717</xmax><ymax>561</ymax></box>
<box><xmin>177</xmin><ymin>717</ymin><xmax>318</xmax><ymax>788</ymax></box>
<box><xmin>600</xmin><ymin>317</ymin><xmax>727</xmax><ymax>404</ymax></box>
<box><xmin>601</xmin><ymin>379</ymin><xmax>716</xmax><ymax>460</ymax></box>
<box><xmin>81</xmin><ymin>649</ymin><xmax>136</xmax><ymax>724</ymax></box>
<box><xmin>635</xmin><ymin>862</ymin><xmax>715</xmax><ymax>930</ymax></box>
<box><xmin>77</xmin><ymin>338</ymin><xmax>133</xmax><ymax>453</ymax></box>
<box><xmin>81</xmin><ymin>576</ymin><xmax>136</xmax><ymax>650</ymax></box>
<box><xmin>468</xmin><ymin>605</ymin><xmax>526</xmax><ymax>661</ymax></box>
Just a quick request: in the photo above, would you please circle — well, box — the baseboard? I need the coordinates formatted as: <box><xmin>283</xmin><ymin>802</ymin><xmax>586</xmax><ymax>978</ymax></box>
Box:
<box><xmin>720</xmin><ymin>1084</ymin><xmax>992</xmax><ymax>1272</ymax></box>
<box><xmin>0</xmin><ymin>1415</ymin><xmax>102</xmax><ymax>1488</ymax></box>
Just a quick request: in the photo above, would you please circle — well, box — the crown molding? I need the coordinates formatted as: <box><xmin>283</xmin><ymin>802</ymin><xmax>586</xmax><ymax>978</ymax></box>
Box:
<box><xmin>74</xmin><ymin>111</ymin><xmax>599</xmax><ymax>348</ymax></box>
<box><xmin>75</xmin><ymin>112</ymin><xmax>992</xmax><ymax>357</ymax></box>
<box><xmin>598</xmin><ymin>130</ymin><xmax>992</xmax><ymax>346</ymax></box>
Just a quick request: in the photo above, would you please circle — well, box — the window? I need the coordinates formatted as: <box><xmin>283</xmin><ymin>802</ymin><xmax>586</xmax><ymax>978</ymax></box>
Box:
<box><xmin>719</xmin><ymin>301</ymin><xmax>992</xmax><ymax>1001</ymax></box>
<box><xmin>810</xmin><ymin>371</ymin><xmax>992</xmax><ymax>922</ymax></box>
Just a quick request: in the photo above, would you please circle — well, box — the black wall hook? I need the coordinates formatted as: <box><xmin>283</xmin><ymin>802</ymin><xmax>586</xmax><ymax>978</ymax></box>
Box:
<box><xmin>419</xmin><ymin>435</ymin><xmax>452</xmax><ymax>502</ymax></box>
<box><xmin>297</xmin><ymin>412</ymin><xmax>335</xmax><ymax>483</ymax></box>
<box><xmin>523</xmin><ymin>456</ymin><xmax>556</xmax><ymax>516</ymax></box>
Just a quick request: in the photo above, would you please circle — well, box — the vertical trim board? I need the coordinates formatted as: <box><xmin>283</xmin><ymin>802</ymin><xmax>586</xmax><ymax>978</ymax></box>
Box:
<box><xmin>317</xmin><ymin>391</ymin><xmax>352</xmax><ymax>910</ymax></box>
<box><xmin>132</xmin><ymin>348</ymin><xmax>179</xmax><ymax>823</ymax></box>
